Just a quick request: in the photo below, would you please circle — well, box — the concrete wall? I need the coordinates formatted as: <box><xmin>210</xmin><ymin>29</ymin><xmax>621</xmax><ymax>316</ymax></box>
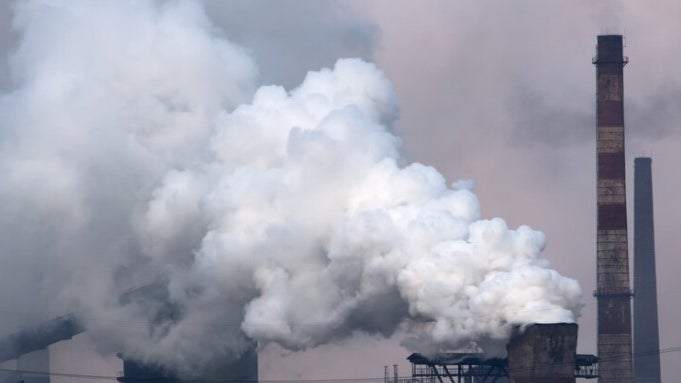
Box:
<box><xmin>507</xmin><ymin>323</ymin><xmax>577</xmax><ymax>383</ymax></box>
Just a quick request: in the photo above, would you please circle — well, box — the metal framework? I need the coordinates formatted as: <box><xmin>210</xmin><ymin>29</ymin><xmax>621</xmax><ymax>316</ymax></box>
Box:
<box><xmin>392</xmin><ymin>353</ymin><xmax>599</xmax><ymax>383</ymax></box>
<box><xmin>408</xmin><ymin>353</ymin><xmax>507</xmax><ymax>383</ymax></box>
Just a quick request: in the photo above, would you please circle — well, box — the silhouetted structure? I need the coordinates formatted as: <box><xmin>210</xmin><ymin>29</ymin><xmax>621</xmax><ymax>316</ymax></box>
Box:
<box><xmin>507</xmin><ymin>323</ymin><xmax>578</xmax><ymax>383</ymax></box>
<box><xmin>117</xmin><ymin>282</ymin><xmax>258</xmax><ymax>383</ymax></box>
<box><xmin>0</xmin><ymin>315</ymin><xmax>83</xmax><ymax>364</ymax></box>
<box><xmin>633</xmin><ymin>157</ymin><xmax>662</xmax><ymax>383</ymax></box>
<box><xmin>592</xmin><ymin>34</ymin><xmax>633</xmax><ymax>383</ymax></box>
<box><xmin>118</xmin><ymin>347</ymin><xmax>258</xmax><ymax>383</ymax></box>
<box><xmin>0</xmin><ymin>283</ymin><xmax>259</xmax><ymax>383</ymax></box>
<box><xmin>400</xmin><ymin>324</ymin><xmax>597</xmax><ymax>383</ymax></box>
<box><xmin>0</xmin><ymin>315</ymin><xmax>82</xmax><ymax>383</ymax></box>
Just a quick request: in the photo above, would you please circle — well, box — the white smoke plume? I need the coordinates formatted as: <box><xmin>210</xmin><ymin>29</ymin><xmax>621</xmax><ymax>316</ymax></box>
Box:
<box><xmin>0</xmin><ymin>0</ymin><xmax>582</xmax><ymax>370</ymax></box>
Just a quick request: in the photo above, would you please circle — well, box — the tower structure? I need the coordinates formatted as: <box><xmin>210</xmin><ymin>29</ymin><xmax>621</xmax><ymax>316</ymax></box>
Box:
<box><xmin>633</xmin><ymin>157</ymin><xmax>662</xmax><ymax>383</ymax></box>
<box><xmin>593</xmin><ymin>35</ymin><xmax>633</xmax><ymax>383</ymax></box>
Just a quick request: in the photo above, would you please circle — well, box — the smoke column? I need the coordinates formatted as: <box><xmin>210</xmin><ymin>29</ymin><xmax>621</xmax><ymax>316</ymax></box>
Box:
<box><xmin>0</xmin><ymin>0</ymin><xmax>582</xmax><ymax>370</ymax></box>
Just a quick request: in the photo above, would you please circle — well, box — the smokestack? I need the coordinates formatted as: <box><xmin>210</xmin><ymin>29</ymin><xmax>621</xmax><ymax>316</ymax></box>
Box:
<box><xmin>593</xmin><ymin>35</ymin><xmax>633</xmax><ymax>383</ymax></box>
<box><xmin>633</xmin><ymin>157</ymin><xmax>662</xmax><ymax>383</ymax></box>
<box><xmin>506</xmin><ymin>323</ymin><xmax>578</xmax><ymax>383</ymax></box>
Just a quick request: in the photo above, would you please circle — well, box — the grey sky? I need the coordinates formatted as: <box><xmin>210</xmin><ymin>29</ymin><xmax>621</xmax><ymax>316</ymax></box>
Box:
<box><xmin>0</xmin><ymin>1</ymin><xmax>680</xmax><ymax>382</ymax></box>
<box><xmin>235</xmin><ymin>1</ymin><xmax>681</xmax><ymax>380</ymax></box>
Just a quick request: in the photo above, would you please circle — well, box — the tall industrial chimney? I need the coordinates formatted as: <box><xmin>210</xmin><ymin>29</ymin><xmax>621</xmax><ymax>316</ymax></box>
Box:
<box><xmin>593</xmin><ymin>35</ymin><xmax>633</xmax><ymax>383</ymax></box>
<box><xmin>633</xmin><ymin>157</ymin><xmax>662</xmax><ymax>383</ymax></box>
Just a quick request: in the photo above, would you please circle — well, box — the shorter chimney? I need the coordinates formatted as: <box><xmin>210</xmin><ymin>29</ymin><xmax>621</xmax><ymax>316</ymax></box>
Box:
<box><xmin>507</xmin><ymin>323</ymin><xmax>578</xmax><ymax>383</ymax></box>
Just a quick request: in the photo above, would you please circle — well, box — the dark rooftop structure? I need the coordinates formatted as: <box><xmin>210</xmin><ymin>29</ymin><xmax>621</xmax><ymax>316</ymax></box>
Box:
<box><xmin>395</xmin><ymin>324</ymin><xmax>598</xmax><ymax>383</ymax></box>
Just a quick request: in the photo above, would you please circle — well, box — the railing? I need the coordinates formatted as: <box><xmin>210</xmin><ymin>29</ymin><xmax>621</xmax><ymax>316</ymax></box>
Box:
<box><xmin>385</xmin><ymin>377</ymin><xmax>438</xmax><ymax>383</ymax></box>
<box><xmin>575</xmin><ymin>363</ymin><xmax>599</xmax><ymax>379</ymax></box>
<box><xmin>407</xmin><ymin>354</ymin><xmax>598</xmax><ymax>381</ymax></box>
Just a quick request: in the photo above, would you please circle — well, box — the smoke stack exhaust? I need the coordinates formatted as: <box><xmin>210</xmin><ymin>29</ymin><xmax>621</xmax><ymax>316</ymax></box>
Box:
<box><xmin>593</xmin><ymin>35</ymin><xmax>633</xmax><ymax>383</ymax></box>
<box><xmin>633</xmin><ymin>157</ymin><xmax>662</xmax><ymax>383</ymax></box>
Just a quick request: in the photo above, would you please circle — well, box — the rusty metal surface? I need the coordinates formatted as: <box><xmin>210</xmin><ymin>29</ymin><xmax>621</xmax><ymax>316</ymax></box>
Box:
<box><xmin>594</xmin><ymin>34</ymin><xmax>633</xmax><ymax>383</ymax></box>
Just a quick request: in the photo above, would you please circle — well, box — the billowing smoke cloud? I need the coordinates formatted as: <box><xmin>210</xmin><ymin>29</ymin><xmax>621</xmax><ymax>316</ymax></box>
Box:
<box><xmin>0</xmin><ymin>0</ymin><xmax>581</xmax><ymax>371</ymax></box>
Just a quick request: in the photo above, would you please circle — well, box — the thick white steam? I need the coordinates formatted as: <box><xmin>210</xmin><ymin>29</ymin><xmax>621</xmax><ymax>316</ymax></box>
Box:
<box><xmin>0</xmin><ymin>0</ymin><xmax>582</xmax><ymax>370</ymax></box>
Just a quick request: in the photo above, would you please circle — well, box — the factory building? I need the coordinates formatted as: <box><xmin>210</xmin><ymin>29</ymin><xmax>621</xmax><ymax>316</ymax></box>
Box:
<box><xmin>384</xmin><ymin>33</ymin><xmax>646</xmax><ymax>383</ymax></box>
<box><xmin>117</xmin><ymin>346</ymin><xmax>258</xmax><ymax>383</ymax></box>
<box><xmin>0</xmin><ymin>33</ymin><xmax>666</xmax><ymax>383</ymax></box>
<box><xmin>391</xmin><ymin>324</ymin><xmax>597</xmax><ymax>383</ymax></box>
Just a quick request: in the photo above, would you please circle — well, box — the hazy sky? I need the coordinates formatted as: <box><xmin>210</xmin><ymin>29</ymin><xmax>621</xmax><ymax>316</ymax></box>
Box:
<box><xmin>212</xmin><ymin>1</ymin><xmax>681</xmax><ymax>381</ymax></box>
<box><xmin>345</xmin><ymin>2</ymin><xmax>681</xmax><ymax>382</ymax></box>
<box><xmin>207</xmin><ymin>1</ymin><xmax>681</xmax><ymax>381</ymax></box>
<box><xmin>0</xmin><ymin>1</ymin><xmax>680</xmax><ymax>382</ymax></box>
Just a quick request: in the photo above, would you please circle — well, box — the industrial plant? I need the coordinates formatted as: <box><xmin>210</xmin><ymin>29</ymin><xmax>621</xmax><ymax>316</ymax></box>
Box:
<box><xmin>0</xmin><ymin>34</ymin><xmax>664</xmax><ymax>383</ymax></box>
<box><xmin>376</xmin><ymin>34</ymin><xmax>663</xmax><ymax>383</ymax></box>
